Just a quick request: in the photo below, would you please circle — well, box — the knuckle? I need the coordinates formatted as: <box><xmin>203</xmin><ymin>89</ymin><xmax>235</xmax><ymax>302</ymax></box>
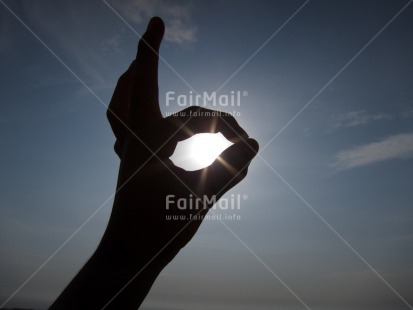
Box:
<box><xmin>106</xmin><ymin>108</ymin><xmax>116</xmax><ymax>122</ymax></box>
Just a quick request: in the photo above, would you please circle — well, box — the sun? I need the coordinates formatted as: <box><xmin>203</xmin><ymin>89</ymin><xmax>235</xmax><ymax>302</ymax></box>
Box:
<box><xmin>170</xmin><ymin>133</ymin><xmax>233</xmax><ymax>171</ymax></box>
<box><xmin>190</xmin><ymin>133</ymin><xmax>233</xmax><ymax>167</ymax></box>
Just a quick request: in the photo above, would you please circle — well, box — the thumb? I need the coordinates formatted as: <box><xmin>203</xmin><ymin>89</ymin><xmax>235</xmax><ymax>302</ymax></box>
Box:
<box><xmin>204</xmin><ymin>138</ymin><xmax>259</xmax><ymax>197</ymax></box>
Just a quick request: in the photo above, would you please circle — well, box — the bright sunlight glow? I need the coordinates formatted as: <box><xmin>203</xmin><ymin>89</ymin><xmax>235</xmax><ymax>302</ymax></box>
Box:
<box><xmin>170</xmin><ymin>133</ymin><xmax>233</xmax><ymax>171</ymax></box>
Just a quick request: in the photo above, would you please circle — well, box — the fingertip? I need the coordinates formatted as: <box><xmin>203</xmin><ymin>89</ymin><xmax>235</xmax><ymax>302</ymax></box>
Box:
<box><xmin>214</xmin><ymin>138</ymin><xmax>258</xmax><ymax>175</ymax></box>
<box><xmin>149</xmin><ymin>16</ymin><xmax>164</xmax><ymax>26</ymax></box>
<box><xmin>232</xmin><ymin>138</ymin><xmax>259</xmax><ymax>164</ymax></box>
<box><xmin>199</xmin><ymin>137</ymin><xmax>258</xmax><ymax>196</ymax></box>
<box><xmin>147</xmin><ymin>16</ymin><xmax>165</xmax><ymax>36</ymax></box>
<box><xmin>224</xmin><ymin>138</ymin><xmax>258</xmax><ymax>158</ymax></box>
<box><xmin>246</xmin><ymin>138</ymin><xmax>259</xmax><ymax>155</ymax></box>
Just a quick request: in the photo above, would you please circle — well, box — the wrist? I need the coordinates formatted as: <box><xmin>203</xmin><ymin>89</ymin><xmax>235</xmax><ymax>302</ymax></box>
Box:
<box><xmin>96</xmin><ymin>218</ymin><xmax>180</xmax><ymax>275</ymax></box>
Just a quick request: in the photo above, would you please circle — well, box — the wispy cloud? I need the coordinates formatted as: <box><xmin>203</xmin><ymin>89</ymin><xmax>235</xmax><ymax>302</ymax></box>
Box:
<box><xmin>165</xmin><ymin>18</ymin><xmax>196</xmax><ymax>44</ymax></box>
<box><xmin>100</xmin><ymin>33</ymin><xmax>122</xmax><ymax>54</ymax></box>
<box><xmin>400</xmin><ymin>109</ymin><xmax>413</xmax><ymax>119</ymax></box>
<box><xmin>332</xmin><ymin>132</ymin><xmax>413</xmax><ymax>171</ymax></box>
<box><xmin>112</xmin><ymin>0</ymin><xmax>197</xmax><ymax>44</ymax></box>
<box><xmin>331</xmin><ymin>109</ymin><xmax>393</xmax><ymax>129</ymax></box>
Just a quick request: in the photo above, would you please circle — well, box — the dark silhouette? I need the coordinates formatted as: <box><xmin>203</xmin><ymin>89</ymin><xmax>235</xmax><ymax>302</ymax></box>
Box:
<box><xmin>50</xmin><ymin>17</ymin><xmax>258</xmax><ymax>309</ymax></box>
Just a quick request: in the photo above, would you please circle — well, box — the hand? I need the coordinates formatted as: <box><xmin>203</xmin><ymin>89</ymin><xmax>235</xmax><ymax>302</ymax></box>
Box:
<box><xmin>50</xmin><ymin>17</ymin><xmax>258</xmax><ymax>310</ymax></box>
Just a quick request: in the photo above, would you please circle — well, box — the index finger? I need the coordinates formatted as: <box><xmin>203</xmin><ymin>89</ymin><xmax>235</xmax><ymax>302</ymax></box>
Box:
<box><xmin>165</xmin><ymin>107</ymin><xmax>249</xmax><ymax>142</ymax></box>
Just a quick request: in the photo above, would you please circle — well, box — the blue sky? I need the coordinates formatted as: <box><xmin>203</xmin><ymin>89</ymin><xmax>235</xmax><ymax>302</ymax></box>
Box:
<box><xmin>1</xmin><ymin>0</ymin><xmax>413</xmax><ymax>309</ymax></box>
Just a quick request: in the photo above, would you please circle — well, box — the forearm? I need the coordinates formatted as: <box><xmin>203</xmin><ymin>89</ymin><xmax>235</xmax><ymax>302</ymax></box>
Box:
<box><xmin>49</xmin><ymin>226</ymin><xmax>175</xmax><ymax>309</ymax></box>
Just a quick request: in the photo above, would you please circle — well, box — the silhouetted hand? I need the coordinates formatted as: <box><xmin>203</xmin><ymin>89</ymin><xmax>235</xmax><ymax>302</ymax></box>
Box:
<box><xmin>50</xmin><ymin>17</ymin><xmax>258</xmax><ymax>310</ymax></box>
